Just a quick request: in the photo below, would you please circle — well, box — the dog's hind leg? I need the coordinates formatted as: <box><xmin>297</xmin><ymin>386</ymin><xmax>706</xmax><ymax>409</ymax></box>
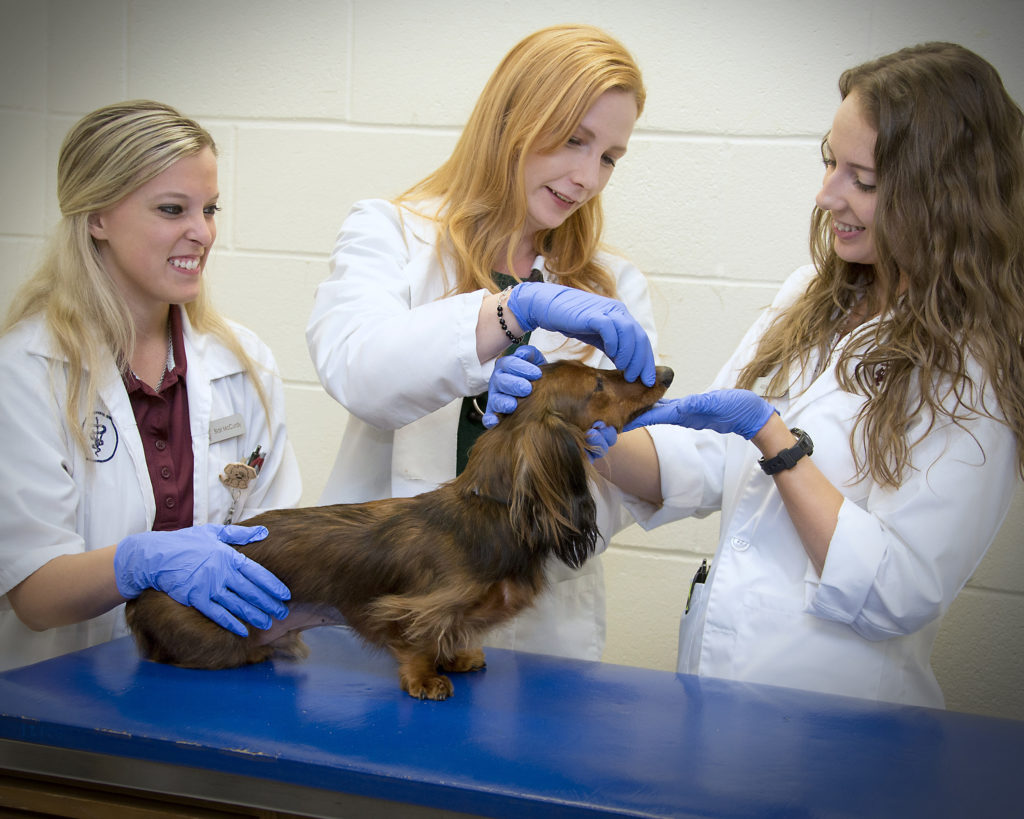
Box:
<box><xmin>440</xmin><ymin>646</ymin><xmax>486</xmax><ymax>673</ymax></box>
<box><xmin>126</xmin><ymin>591</ymin><xmax>267</xmax><ymax>669</ymax></box>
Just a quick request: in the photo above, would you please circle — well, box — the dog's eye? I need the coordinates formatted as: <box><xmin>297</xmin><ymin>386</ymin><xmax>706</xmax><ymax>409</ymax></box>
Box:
<box><xmin>594</xmin><ymin>376</ymin><xmax>605</xmax><ymax>392</ymax></box>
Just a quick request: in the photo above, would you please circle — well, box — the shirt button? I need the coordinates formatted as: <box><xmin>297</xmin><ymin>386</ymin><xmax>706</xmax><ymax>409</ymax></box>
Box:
<box><xmin>160</xmin><ymin>467</ymin><xmax>171</xmax><ymax>479</ymax></box>
<box><xmin>155</xmin><ymin>440</ymin><xmax>167</xmax><ymax>451</ymax></box>
<box><xmin>164</xmin><ymin>497</ymin><xmax>176</xmax><ymax>508</ymax></box>
<box><xmin>730</xmin><ymin>536</ymin><xmax>750</xmax><ymax>552</ymax></box>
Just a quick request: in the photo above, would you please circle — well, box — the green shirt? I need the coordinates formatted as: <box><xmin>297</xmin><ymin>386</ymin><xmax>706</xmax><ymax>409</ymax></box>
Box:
<box><xmin>455</xmin><ymin>269</ymin><xmax>541</xmax><ymax>474</ymax></box>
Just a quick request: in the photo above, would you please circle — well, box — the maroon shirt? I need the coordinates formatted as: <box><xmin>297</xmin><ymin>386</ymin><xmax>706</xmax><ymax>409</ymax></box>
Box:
<box><xmin>124</xmin><ymin>307</ymin><xmax>194</xmax><ymax>531</ymax></box>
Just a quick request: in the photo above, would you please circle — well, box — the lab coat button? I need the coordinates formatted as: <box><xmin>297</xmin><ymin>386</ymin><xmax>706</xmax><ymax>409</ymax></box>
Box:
<box><xmin>730</xmin><ymin>536</ymin><xmax>750</xmax><ymax>551</ymax></box>
<box><xmin>154</xmin><ymin>440</ymin><xmax>167</xmax><ymax>451</ymax></box>
<box><xmin>164</xmin><ymin>496</ymin><xmax>176</xmax><ymax>509</ymax></box>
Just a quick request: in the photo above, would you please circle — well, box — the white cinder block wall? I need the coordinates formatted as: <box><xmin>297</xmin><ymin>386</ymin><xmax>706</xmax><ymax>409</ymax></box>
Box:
<box><xmin>2</xmin><ymin>0</ymin><xmax>1022</xmax><ymax>719</ymax></box>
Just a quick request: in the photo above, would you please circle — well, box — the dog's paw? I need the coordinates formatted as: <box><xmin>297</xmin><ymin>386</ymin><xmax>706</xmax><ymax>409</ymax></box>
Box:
<box><xmin>442</xmin><ymin>648</ymin><xmax>486</xmax><ymax>673</ymax></box>
<box><xmin>401</xmin><ymin>673</ymin><xmax>455</xmax><ymax>701</ymax></box>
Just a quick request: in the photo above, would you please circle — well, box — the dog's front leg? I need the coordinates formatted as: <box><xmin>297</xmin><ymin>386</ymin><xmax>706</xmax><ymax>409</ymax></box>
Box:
<box><xmin>393</xmin><ymin>647</ymin><xmax>455</xmax><ymax>701</ymax></box>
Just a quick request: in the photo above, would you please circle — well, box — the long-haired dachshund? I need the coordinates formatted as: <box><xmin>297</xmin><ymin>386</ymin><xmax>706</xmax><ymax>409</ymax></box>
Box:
<box><xmin>125</xmin><ymin>359</ymin><xmax>674</xmax><ymax>699</ymax></box>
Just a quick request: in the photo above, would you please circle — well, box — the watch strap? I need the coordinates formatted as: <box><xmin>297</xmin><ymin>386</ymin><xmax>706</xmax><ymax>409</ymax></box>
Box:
<box><xmin>759</xmin><ymin>428</ymin><xmax>813</xmax><ymax>476</ymax></box>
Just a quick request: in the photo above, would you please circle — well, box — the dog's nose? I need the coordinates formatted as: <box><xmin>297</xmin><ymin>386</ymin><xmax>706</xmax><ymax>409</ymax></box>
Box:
<box><xmin>655</xmin><ymin>366</ymin><xmax>674</xmax><ymax>388</ymax></box>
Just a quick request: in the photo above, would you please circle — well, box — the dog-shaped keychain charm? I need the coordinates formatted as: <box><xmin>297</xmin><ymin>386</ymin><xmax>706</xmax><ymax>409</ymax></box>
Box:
<box><xmin>220</xmin><ymin>448</ymin><xmax>263</xmax><ymax>524</ymax></box>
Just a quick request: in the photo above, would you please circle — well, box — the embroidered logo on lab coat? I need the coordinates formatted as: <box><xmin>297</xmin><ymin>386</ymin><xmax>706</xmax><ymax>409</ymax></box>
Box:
<box><xmin>84</xmin><ymin>411</ymin><xmax>118</xmax><ymax>462</ymax></box>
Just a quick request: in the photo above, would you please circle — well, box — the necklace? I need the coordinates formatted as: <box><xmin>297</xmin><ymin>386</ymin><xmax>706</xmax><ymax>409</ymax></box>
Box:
<box><xmin>131</xmin><ymin>326</ymin><xmax>174</xmax><ymax>393</ymax></box>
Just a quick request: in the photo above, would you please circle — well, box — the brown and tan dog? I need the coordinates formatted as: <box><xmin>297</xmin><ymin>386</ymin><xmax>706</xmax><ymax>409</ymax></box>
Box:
<box><xmin>125</xmin><ymin>359</ymin><xmax>674</xmax><ymax>699</ymax></box>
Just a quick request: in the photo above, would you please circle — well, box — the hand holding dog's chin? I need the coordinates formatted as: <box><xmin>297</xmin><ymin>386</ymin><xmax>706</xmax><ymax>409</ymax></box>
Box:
<box><xmin>585</xmin><ymin>421</ymin><xmax>617</xmax><ymax>462</ymax></box>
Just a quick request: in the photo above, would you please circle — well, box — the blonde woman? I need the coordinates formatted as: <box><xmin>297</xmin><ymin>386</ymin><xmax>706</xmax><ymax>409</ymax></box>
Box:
<box><xmin>307</xmin><ymin>24</ymin><xmax>658</xmax><ymax>661</ymax></box>
<box><xmin>0</xmin><ymin>101</ymin><xmax>301</xmax><ymax>671</ymax></box>
<box><xmin>494</xmin><ymin>42</ymin><xmax>1024</xmax><ymax>706</ymax></box>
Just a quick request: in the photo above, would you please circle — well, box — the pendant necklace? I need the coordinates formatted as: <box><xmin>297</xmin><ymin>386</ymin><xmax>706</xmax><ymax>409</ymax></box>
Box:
<box><xmin>131</xmin><ymin>326</ymin><xmax>174</xmax><ymax>392</ymax></box>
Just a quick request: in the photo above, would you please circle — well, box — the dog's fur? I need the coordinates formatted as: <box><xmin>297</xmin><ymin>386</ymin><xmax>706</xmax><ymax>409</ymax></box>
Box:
<box><xmin>125</xmin><ymin>359</ymin><xmax>674</xmax><ymax>699</ymax></box>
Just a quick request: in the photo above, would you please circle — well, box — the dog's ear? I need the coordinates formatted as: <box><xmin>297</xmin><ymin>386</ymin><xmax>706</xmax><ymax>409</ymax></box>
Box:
<box><xmin>509</xmin><ymin>411</ymin><xmax>598</xmax><ymax>568</ymax></box>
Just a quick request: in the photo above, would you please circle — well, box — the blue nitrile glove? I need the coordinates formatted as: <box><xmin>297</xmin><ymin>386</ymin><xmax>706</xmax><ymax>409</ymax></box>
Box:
<box><xmin>623</xmin><ymin>389</ymin><xmax>778</xmax><ymax>440</ymax></box>
<box><xmin>507</xmin><ymin>282</ymin><xmax>656</xmax><ymax>386</ymax></box>
<box><xmin>585</xmin><ymin>421</ymin><xmax>618</xmax><ymax>461</ymax></box>
<box><xmin>482</xmin><ymin>344</ymin><xmax>547</xmax><ymax>429</ymax></box>
<box><xmin>114</xmin><ymin>523</ymin><xmax>291</xmax><ymax>636</ymax></box>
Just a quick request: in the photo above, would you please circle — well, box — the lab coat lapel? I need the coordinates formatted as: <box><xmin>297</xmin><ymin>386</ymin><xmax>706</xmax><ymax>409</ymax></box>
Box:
<box><xmin>180</xmin><ymin>310</ymin><xmax>214</xmax><ymax>525</ymax></box>
<box><xmin>784</xmin><ymin>317</ymin><xmax>884</xmax><ymax>416</ymax></box>
<box><xmin>783</xmin><ymin>346</ymin><xmax>843</xmax><ymax>416</ymax></box>
<box><xmin>92</xmin><ymin>351</ymin><xmax>158</xmax><ymax>528</ymax></box>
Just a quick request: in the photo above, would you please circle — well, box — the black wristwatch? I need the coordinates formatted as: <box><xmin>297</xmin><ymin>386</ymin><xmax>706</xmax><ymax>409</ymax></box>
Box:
<box><xmin>758</xmin><ymin>428</ymin><xmax>813</xmax><ymax>476</ymax></box>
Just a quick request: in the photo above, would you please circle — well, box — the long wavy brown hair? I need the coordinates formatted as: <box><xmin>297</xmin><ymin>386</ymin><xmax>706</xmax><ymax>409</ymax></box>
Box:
<box><xmin>737</xmin><ymin>42</ymin><xmax>1024</xmax><ymax>487</ymax></box>
<box><xmin>395</xmin><ymin>24</ymin><xmax>646</xmax><ymax>299</ymax></box>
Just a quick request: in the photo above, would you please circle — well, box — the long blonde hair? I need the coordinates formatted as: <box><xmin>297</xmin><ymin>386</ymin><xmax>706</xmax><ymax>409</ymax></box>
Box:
<box><xmin>397</xmin><ymin>24</ymin><xmax>645</xmax><ymax>297</ymax></box>
<box><xmin>3</xmin><ymin>100</ymin><xmax>270</xmax><ymax>453</ymax></box>
<box><xmin>737</xmin><ymin>43</ymin><xmax>1024</xmax><ymax>486</ymax></box>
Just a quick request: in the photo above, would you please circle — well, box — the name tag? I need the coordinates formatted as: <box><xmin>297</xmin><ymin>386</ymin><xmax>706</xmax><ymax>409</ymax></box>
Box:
<box><xmin>210</xmin><ymin>413</ymin><xmax>245</xmax><ymax>444</ymax></box>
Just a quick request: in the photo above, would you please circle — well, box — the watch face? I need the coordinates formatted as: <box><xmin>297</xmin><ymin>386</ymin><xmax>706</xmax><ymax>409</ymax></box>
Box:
<box><xmin>793</xmin><ymin>428</ymin><xmax>813</xmax><ymax>456</ymax></box>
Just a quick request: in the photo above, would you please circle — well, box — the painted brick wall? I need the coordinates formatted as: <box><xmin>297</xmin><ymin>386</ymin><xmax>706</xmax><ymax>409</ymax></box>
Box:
<box><xmin>2</xmin><ymin>0</ymin><xmax>1022</xmax><ymax>719</ymax></box>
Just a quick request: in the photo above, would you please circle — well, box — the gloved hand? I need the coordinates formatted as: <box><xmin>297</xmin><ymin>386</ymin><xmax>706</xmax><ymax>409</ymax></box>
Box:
<box><xmin>507</xmin><ymin>282</ymin><xmax>656</xmax><ymax>386</ymax></box>
<box><xmin>482</xmin><ymin>345</ymin><xmax>547</xmax><ymax>429</ymax></box>
<box><xmin>584</xmin><ymin>421</ymin><xmax>618</xmax><ymax>461</ymax></box>
<box><xmin>623</xmin><ymin>389</ymin><xmax>778</xmax><ymax>440</ymax></box>
<box><xmin>115</xmin><ymin>523</ymin><xmax>291</xmax><ymax>636</ymax></box>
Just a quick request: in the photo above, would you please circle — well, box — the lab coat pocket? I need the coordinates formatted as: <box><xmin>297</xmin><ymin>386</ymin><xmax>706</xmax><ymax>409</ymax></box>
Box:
<box><xmin>677</xmin><ymin>581</ymin><xmax>708</xmax><ymax>675</ymax></box>
<box><xmin>740</xmin><ymin>587</ymin><xmax>886</xmax><ymax>699</ymax></box>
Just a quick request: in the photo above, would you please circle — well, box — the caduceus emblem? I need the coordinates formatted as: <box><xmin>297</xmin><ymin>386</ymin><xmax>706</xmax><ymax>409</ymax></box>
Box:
<box><xmin>89</xmin><ymin>415</ymin><xmax>107</xmax><ymax>457</ymax></box>
<box><xmin>85</xmin><ymin>412</ymin><xmax>118</xmax><ymax>462</ymax></box>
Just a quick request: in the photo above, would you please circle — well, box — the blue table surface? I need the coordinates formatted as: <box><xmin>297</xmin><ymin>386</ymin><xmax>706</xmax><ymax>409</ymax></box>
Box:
<box><xmin>1</xmin><ymin>627</ymin><xmax>1022</xmax><ymax>818</ymax></box>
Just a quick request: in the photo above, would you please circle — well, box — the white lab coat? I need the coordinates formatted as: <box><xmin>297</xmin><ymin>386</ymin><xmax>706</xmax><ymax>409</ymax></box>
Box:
<box><xmin>0</xmin><ymin>308</ymin><xmax>301</xmax><ymax>671</ymax></box>
<box><xmin>307</xmin><ymin>198</ymin><xmax>659</xmax><ymax>660</ymax></box>
<box><xmin>624</xmin><ymin>264</ymin><xmax>1018</xmax><ymax>707</ymax></box>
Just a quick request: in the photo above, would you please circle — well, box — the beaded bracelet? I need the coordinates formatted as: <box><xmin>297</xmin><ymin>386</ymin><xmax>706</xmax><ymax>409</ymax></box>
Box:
<box><xmin>497</xmin><ymin>285</ymin><xmax>524</xmax><ymax>344</ymax></box>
